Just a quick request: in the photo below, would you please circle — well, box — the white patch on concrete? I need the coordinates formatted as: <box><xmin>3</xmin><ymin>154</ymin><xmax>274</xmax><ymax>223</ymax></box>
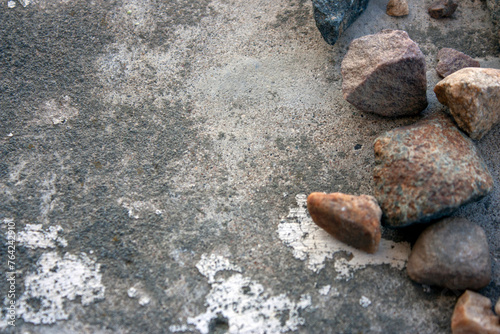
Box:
<box><xmin>195</xmin><ymin>253</ymin><xmax>242</xmax><ymax>284</ymax></box>
<box><xmin>17</xmin><ymin>251</ymin><xmax>105</xmax><ymax>325</ymax></box>
<box><xmin>278</xmin><ymin>194</ymin><xmax>411</xmax><ymax>279</ymax></box>
<box><xmin>170</xmin><ymin>254</ymin><xmax>311</xmax><ymax>334</ymax></box>
<box><xmin>318</xmin><ymin>285</ymin><xmax>331</xmax><ymax>296</ymax></box>
<box><xmin>127</xmin><ymin>285</ymin><xmax>151</xmax><ymax>306</ymax></box>
<box><xmin>39</xmin><ymin>173</ymin><xmax>57</xmax><ymax>223</ymax></box>
<box><xmin>16</xmin><ymin>224</ymin><xmax>68</xmax><ymax>249</ymax></box>
<box><xmin>359</xmin><ymin>296</ymin><xmax>372</xmax><ymax>308</ymax></box>
<box><xmin>36</xmin><ymin>96</ymin><xmax>79</xmax><ymax>126</ymax></box>
<box><xmin>118</xmin><ymin>198</ymin><xmax>160</xmax><ymax>219</ymax></box>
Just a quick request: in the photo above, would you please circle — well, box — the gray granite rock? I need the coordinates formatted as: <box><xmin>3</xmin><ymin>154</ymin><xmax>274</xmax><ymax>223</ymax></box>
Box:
<box><xmin>373</xmin><ymin>112</ymin><xmax>493</xmax><ymax>227</ymax></box>
<box><xmin>436</xmin><ymin>48</ymin><xmax>480</xmax><ymax>78</ymax></box>
<box><xmin>428</xmin><ymin>0</ymin><xmax>458</xmax><ymax>18</ymax></box>
<box><xmin>451</xmin><ymin>291</ymin><xmax>500</xmax><ymax>334</ymax></box>
<box><xmin>434</xmin><ymin>67</ymin><xmax>500</xmax><ymax>140</ymax></box>
<box><xmin>312</xmin><ymin>0</ymin><xmax>370</xmax><ymax>45</ymax></box>
<box><xmin>407</xmin><ymin>218</ymin><xmax>491</xmax><ymax>290</ymax></box>
<box><xmin>307</xmin><ymin>192</ymin><xmax>382</xmax><ymax>253</ymax></box>
<box><xmin>341</xmin><ymin>30</ymin><xmax>428</xmax><ymax>117</ymax></box>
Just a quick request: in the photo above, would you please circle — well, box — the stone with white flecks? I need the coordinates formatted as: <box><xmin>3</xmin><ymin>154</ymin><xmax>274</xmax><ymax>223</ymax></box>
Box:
<box><xmin>341</xmin><ymin>30</ymin><xmax>428</xmax><ymax>117</ymax></box>
<box><xmin>434</xmin><ymin>67</ymin><xmax>500</xmax><ymax>140</ymax></box>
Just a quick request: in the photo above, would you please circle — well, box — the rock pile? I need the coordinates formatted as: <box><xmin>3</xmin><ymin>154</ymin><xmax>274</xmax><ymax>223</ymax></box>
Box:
<box><xmin>308</xmin><ymin>25</ymin><xmax>498</xmax><ymax>333</ymax></box>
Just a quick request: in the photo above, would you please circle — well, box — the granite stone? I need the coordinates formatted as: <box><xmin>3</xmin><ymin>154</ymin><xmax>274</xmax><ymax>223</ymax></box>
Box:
<box><xmin>373</xmin><ymin>112</ymin><xmax>493</xmax><ymax>227</ymax></box>
<box><xmin>341</xmin><ymin>30</ymin><xmax>428</xmax><ymax>117</ymax></box>
<box><xmin>434</xmin><ymin>67</ymin><xmax>500</xmax><ymax>140</ymax></box>
<box><xmin>436</xmin><ymin>48</ymin><xmax>480</xmax><ymax>78</ymax></box>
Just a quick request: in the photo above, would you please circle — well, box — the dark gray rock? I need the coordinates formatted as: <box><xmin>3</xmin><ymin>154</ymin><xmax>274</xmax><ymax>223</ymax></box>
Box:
<box><xmin>373</xmin><ymin>112</ymin><xmax>493</xmax><ymax>227</ymax></box>
<box><xmin>312</xmin><ymin>0</ymin><xmax>370</xmax><ymax>45</ymax></box>
<box><xmin>407</xmin><ymin>218</ymin><xmax>491</xmax><ymax>290</ymax></box>
<box><xmin>341</xmin><ymin>30</ymin><xmax>428</xmax><ymax>117</ymax></box>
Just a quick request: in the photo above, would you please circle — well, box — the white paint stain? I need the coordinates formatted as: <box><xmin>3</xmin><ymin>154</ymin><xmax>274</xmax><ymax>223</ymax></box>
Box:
<box><xmin>170</xmin><ymin>254</ymin><xmax>311</xmax><ymax>334</ymax></box>
<box><xmin>17</xmin><ymin>251</ymin><xmax>105</xmax><ymax>325</ymax></box>
<box><xmin>278</xmin><ymin>194</ymin><xmax>411</xmax><ymax>279</ymax></box>
<box><xmin>39</xmin><ymin>173</ymin><xmax>57</xmax><ymax>223</ymax></box>
<box><xmin>16</xmin><ymin>224</ymin><xmax>68</xmax><ymax>249</ymax></box>
<box><xmin>359</xmin><ymin>296</ymin><xmax>372</xmax><ymax>308</ymax></box>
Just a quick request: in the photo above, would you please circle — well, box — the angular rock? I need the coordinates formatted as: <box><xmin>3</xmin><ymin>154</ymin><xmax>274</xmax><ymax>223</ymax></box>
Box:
<box><xmin>451</xmin><ymin>290</ymin><xmax>500</xmax><ymax>334</ymax></box>
<box><xmin>307</xmin><ymin>192</ymin><xmax>382</xmax><ymax>253</ymax></box>
<box><xmin>312</xmin><ymin>0</ymin><xmax>370</xmax><ymax>45</ymax></box>
<box><xmin>386</xmin><ymin>0</ymin><xmax>409</xmax><ymax>17</ymax></box>
<box><xmin>406</xmin><ymin>217</ymin><xmax>491</xmax><ymax>290</ymax></box>
<box><xmin>434</xmin><ymin>67</ymin><xmax>500</xmax><ymax>140</ymax></box>
<box><xmin>373</xmin><ymin>112</ymin><xmax>493</xmax><ymax>227</ymax></box>
<box><xmin>436</xmin><ymin>48</ymin><xmax>480</xmax><ymax>78</ymax></box>
<box><xmin>341</xmin><ymin>30</ymin><xmax>428</xmax><ymax>117</ymax></box>
<box><xmin>428</xmin><ymin>0</ymin><xmax>458</xmax><ymax>18</ymax></box>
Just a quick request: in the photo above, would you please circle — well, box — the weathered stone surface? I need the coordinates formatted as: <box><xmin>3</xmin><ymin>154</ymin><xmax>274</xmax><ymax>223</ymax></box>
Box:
<box><xmin>451</xmin><ymin>290</ymin><xmax>500</xmax><ymax>334</ymax></box>
<box><xmin>373</xmin><ymin>112</ymin><xmax>493</xmax><ymax>227</ymax></box>
<box><xmin>341</xmin><ymin>30</ymin><xmax>428</xmax><ymax>117</ymax></box>
<box><xmin>406</xmin><ymin>218</ymin><xmax>491</xmax><ymax>290</ymax></box>
<box><xmin>436</xmin><ymin>48</ymin><xmax>480</xmax><ymax>78</ymax></box>
<box><xmin>307</xmin><ymin>192</ymin><xmax>382</xmax><ymax>253</ymax></box>
<box><xmin>434</xmin><ymin>67</ymin><xmax>500</xmax><ymax>140</ymax></box>
<box><xmin>428</xmin><ymin>0</ymin><xmax>458</xmax><ymax>18</ymax></box>
<box><xmin>387</xmin><ymin>0</ymin><xmax>409</xmax><ymax>17</ymax></box>
<box><xmin>312</xmin><ymin>0</ymin><xmax>370</xmax><ymax>45</ymax></box>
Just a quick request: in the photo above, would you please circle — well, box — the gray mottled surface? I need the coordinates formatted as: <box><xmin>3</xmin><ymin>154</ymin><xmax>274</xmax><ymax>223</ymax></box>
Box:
<box><xmin>0</xmin><ymin>0</ymin><xmax>499</xmax><ymax>333</ymax></box>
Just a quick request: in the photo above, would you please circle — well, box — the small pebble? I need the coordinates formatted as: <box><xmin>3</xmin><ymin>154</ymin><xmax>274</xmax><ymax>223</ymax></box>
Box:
<box><xmin>428</xmin><ymin>0</ymin><xmax>458</xmax><ymax>18</ymax></box>
<box><xmin>307</xmin><ymin>192</ymin><xmax>382</xmax><ymax>253</ymax></box>
<box><xmin>359</xmin><ymin>296</ymin><xmax>371</xmax><ymax>308</ymax></box>
<box><xmin>8</xmin><ymin>1</ymin><xmax>16</xmax><ymax>8</ymax></box>
<box><xmin>386</xmin><ymin>0</ymin><xmax>409</xmax><ymax>16</ymax></box>
<box><xmin>451</xmin><ymin>290</ymin><xmax>500</xmax><ymax>334</ymax></box>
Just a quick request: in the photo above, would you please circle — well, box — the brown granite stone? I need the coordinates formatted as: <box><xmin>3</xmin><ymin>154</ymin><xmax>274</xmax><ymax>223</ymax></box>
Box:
<box><xmin>428</xmin><ymin>0</ymin><xmax>458</xmax><ymax>18</ymax></box>
<box><xmin>373</xmin><ymin>112</ymin><xmax>493</xmax><ymax>227</ymax></box>
<box><xmin>341</xmin><ymin>30</ymin><xmax>427</xmax><ymax>117</ymax></box>
<box><xmin>387</xmin><ymin>0</ymin><xmax>409</xmax><ymax>16</ymax></box>
<box><xmin>307</xmin><ymin>192</ymin><xmax>382</xmax><ymax>253</ymax></box>
<box><xmin>407</xmin><ymin>217</ymin><xmax>491</xmax><ymax>290</ymax></box>
<box><xmin>451</xmin><ymin>290</ymin><xmax>500</xmax><ymax>334</ymax></box>
<box><xmin>434</xmin><ymin>67</ymin><xmax>500</xmax><ymax>140</ymax></box>
<box><xmin>436</xmin><ymin>48</ymin><xmax>480</xmax><ymax>78</ymax></box>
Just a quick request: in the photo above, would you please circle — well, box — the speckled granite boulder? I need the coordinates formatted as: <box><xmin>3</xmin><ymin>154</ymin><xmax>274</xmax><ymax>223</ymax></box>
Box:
<box><xmin>307</xmin><ymin>192</ymin><xmax>382</xmax><ymax>253</ymax></box>
<box><xmin>312</xmin><ymin>0</ymin><xmax>370</xmax><ymax>45</ymax></box>
<box><xmin>373</xmin><ymin>112</ymin><xmax>493</xmax><ymax>227</ymax></box>
<box><xmin>434</xmin><ymin>67</ymin><xmax>500</xmax><ymax>140</ymax></box>
<box><xmin>451</xmin><ymin>291</ymin><xmax>500</xmax><ymax>334</ymax></box>
<box><xmin>436</xmin><ymin>48</ymin><xmax>480</xmax><ymax>78</ymax></box>
<box><xmin>407</xmin><ymin>218</ymin><xmax>491</xmax><ymax>290</ymax></box>
<box><xmin>341</xmin><ymin>30</ymin><xmax>428</xmax><ymax>117</ymax></box>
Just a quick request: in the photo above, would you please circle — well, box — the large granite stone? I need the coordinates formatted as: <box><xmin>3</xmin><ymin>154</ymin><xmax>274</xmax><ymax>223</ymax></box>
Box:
<box><xmin>434</xmin><ymin>67</ymin><xmax>500</xmax><ymax>140</ymax></box>
<box><xmin>373</xmin><ymin>112</ymin><xmax>493</xmax><ymax>227</ymax></box>
<box><xmin>451</xmin><ymin>291</ymin><xmax>500</xmax><ymax>334</ymax></box>
<box><xmin>312</xmin><ymin>0</ymin><xmax>370</xmax><ymax>45</ymax></box>
<box><xmin>341</xmin><ymin>30</ymin><xmax>428</xmax><ymax>117</ymax></box>
<box><xmin>307</xmin><ymin>192</ymin><xmax>382</xmax><ymax>253</ymax></box>
<box><xmin>406</xmin><ymin>217</ymin><xmax>491</xmax><ymax>290</ymax></box>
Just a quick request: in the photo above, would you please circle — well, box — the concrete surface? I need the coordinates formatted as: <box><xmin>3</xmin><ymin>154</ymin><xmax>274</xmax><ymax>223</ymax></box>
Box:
<box><xmin>0</xmin><ymin>0</ymin><xmax>499</xmax><ymax>333</ymax></box>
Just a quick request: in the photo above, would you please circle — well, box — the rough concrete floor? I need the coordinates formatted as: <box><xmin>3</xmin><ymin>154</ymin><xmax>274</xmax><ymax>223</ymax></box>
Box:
<box><xmin>0</xmin><ymin>0</ymin><xmax>499</xmax><ymax>333</ymax></box>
